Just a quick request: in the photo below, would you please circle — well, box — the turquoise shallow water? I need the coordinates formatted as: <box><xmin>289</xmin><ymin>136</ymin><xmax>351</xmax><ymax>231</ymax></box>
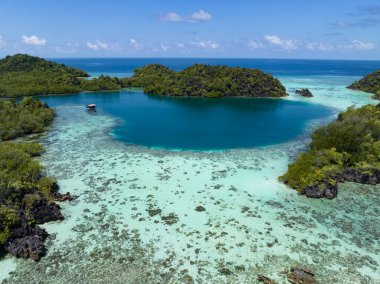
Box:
<box><xmin>1</xmin><ymin>59</ymin><xmax>380</xmax><ymax>283</ymax></box>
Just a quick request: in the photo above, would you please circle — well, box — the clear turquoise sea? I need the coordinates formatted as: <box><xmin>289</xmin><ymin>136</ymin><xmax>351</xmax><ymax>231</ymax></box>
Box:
<box><xmin>1</xmin><ymin>58</ymin><xmax>379</xmax><ymax>283</ymax></box>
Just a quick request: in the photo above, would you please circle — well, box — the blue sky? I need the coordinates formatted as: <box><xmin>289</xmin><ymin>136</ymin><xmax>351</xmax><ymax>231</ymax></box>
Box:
<box><xmin>0</xmin><ymin>0</ymin><xmax>380</xmax><ymax>59</ymax></box>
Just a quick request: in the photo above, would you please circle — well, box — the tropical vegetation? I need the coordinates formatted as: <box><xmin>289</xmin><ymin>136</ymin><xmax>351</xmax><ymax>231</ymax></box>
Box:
<box><xmin>280</xmin><ymin>104</ymin><xmax>380</xmax><ymax>198</ymax></box>
<box><xmin>0</xmin><ymin>97</ymin><xmax>55</xmax><ymax>140</ymax></box>
<box><xmin>0</xmin><ymin>98</ymin><xmax>62</xmax><ymax>259</ymax></box>
<box><xmin>348</xmin><ymin>70</ymin><xmax>380</xmax><ymax>100</ymax></box>
<box><xmin>0</xmin><ymin>54</ymin><xmax>123</xmax><ymax>97</ymax></box>
<box><xmin>123</xmin><ymin>64</ymin><xmax>287</xmax><ymax>98</ymax></box>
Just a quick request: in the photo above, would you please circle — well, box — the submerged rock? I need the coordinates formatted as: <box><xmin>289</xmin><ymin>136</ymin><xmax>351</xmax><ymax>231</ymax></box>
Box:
<box><xmin>295</xmin><ymin>88</ymin><xmax>313</xmax><ymax>98</ymax></box>
<box><xmin>195</xmin><ymin>205</ymin><xmax>206</xmax><ymax>212</ymax></box>
<box><xmin>287</xmin><ymin>267</ymin><xmax>316</xmax><ymax>284</ymax></box>
<box><xmin>258</xmin><ymin>274</ymin><xmax>277</xmax><ymax>283</ymax></box>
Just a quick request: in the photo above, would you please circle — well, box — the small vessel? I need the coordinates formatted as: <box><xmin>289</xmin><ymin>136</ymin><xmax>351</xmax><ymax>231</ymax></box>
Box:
<box><xmin>86</xmin><ymin>104</ymin><xmax>96</xmax><ymax>110</ymax></box>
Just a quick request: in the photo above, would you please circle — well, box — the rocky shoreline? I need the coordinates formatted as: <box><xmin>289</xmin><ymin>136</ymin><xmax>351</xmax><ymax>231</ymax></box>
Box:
<box><xmin>2</xmin><ymin>185</ymin><xmax>72</xmax><ymax>261</ymax></box>
<box><xmin>304</xmin><ymin>168</ymin><xmax>380</xmax><ymax>199</ymax></box>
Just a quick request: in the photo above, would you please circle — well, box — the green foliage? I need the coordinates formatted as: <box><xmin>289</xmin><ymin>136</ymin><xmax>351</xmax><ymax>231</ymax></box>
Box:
<box><xmin>0</xmin><ymin>54</ymin><xmax>123</xmax><ymax>97</ymax></box>
<box><xmin>348</xmin><ymin>70</ymin><xmax>380</xmax><ymax>99</ymax></box>
<box><xmin>0</xmin><ymin>97</ymin><xmax>58</xmax><ymax>247</ymax></box>
<box><xmin>0</xmin><ymin>142</ymin><xmax>57</xmax><ymax>245</ymax></box>
<box><xmin>123</xmin><ymin>64</ymin><xmax>287</xmax><ymax>98</ymax></box>
<box><xmin>0</xmin><ymin>206</ymin><xmax>19</xmax><ymax>245</ymax></box>
<box><xmin>80</xmin><ymin>75</ymin><xmax>123</xmax><ymax>91</ymax></box>
<box><xmin>0</xmin><ymin>97</ymin><xmax>55</xmax><ymax>140</ymax></box>
<box><xmin>280</xmin><ymin>104</ymin><xmax>380</xmax><ymax>193</ymax></box>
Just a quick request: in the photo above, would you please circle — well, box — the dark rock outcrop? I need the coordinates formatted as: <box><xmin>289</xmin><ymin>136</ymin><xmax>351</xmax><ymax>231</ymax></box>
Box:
<box><xmin>295</xmin><ymin>88</ymin><xmax>313</xmax><ymax>98</ymax></box>
<box><xmin>53</xmin><ymin>191</ymin><xmax>74</xmax><ymax>202</ymax></box>
<box><xmin>258</xmin><ymin>274</ymin><xmax>278</xmax><ymax>284</ymax></box>
<box><xmin>304</xmin><ymin>168</ymin><xmax>380</xmax><ymax>199</ymax></box>
<box><xmin>29</xmin><ymin>196</ymin><xmax>64</xmax><ymax>224</ymax></box>
<box><xmin>342</xmin><ymin>168</ymin><xmax>380</xmax><ymax>185</ymax></box>
<box><xmin>287</xmin><ymin>267</ymin><xmax>316</xmax><ymax>284</ymax></box>
<box><xmin>5</xmin><ymin>218</ymin><xmax>48</xmax><ymax>261</ymax></box>
<box><xmin>304</xmin><ymin>183</ymin><xmax>338</xmax><ymax>199</ymax></box>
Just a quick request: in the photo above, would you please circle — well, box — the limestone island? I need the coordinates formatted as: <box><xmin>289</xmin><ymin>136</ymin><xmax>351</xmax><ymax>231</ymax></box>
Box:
<box><xmin>280</xmin><ymin>104</ymin><xmax>380</xmax><ymax>199</ymax></box>
<box><xmin>0</xmin><ymin>54</ymin><xmax>123</xmax><ymax>97</ymax></box>
<box><xmin>0</xmin><ymin>55</ymin><xmax>287</xmax><ymax>99</ymax></box>
<box><xmin>122</xmin><ymin>64</ymin><xmax>288</xmax><ymax>98</ymax></box>
<box><xmin>348</xmin><ymin>69</ymin><xmax>380</xmax><ymax>100</ymax></box>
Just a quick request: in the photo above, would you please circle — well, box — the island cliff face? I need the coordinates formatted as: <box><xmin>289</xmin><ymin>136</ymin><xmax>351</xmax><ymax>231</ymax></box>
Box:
<box><xmin>348</xmin><ymin>70</ymin><xmax>380</xmax><ymax>100</ymax></box>
<box><xmin>123</xmin><ymin>64</ymin><xmax>288</xmax><ymax>98</ymax></box>
<box><xmin>280</xmin><ymin>104</ymin><xmax>380</xmax><ymax>199</ymax></box>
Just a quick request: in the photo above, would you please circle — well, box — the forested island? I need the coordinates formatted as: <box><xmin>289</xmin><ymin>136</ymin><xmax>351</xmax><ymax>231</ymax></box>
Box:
<box><xmin>348</xmin><ymin>69</ymin><xmax>380</xmax><ymax>100</ymax></box>
<box><xmin>0</xmin><ymin>54</ymin><xmax>287</xmax><ymax>99</ymax></box>
<box><xmin>0</xmin><ymin>98</ymin><xmax>70</xmax><ymax>260</ymax></box>
<box><xmin>123</xmin><ymin>64</ymin><xmax>288</xmax><ymax>98</ymax></box>
<box><xmin>280</xmin><ymin>104</ymin><xmax>380</xmax><ymax>198</ymax></box>
<box><xmin>0</xmin><ymin>54</ymin><xmax>123</xmax><ymax>97</ymax></box>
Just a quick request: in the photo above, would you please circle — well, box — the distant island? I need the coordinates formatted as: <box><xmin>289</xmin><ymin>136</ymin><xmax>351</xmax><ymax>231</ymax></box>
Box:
<box><xmin>280</xmin><ymin>104</ymin><xmax>380</xmax><ymax>198</ymax></box>
<box><xmin>0</xmin><ymin>54</ymin><xmax>123</xmax><ymax>97</ymax></box>
<box><xmin>0</xmin><ymin>54</ymin><xmax>288</xmax><ymax>99</ymax></box>
<box><xmin>123</xmin><ymin>64</ymin><xmax>288</xmax><ymax>98</ymax></box>
<box><xmin>348</xmin><ymin>69</ymin><xmax>380</xmax><ymax>100</ymax></box>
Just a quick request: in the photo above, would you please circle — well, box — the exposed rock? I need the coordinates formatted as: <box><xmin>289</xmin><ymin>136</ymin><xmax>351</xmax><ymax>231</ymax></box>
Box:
<box><xmin>53</xmin><ymin>191</ymin><xmax>74</xmax><ymax>202</ymax></box>
<box><xmin>51</xmin><ymin>181</ymin><xmax>74</xmax><ymax>202</ymax></box>
<box><xmin>6</xmin><ymin>236</ymin><xmax>46</xmax><ymax>261</ymax></box>
<box><xmin>304</xmin><ymin>183</ymin><xmax>337</xmax><ymax>199</ymax></box>
<box><xmin>29</xmin><ymin>196</ymin><xmax>64</xmax><ymax>224</ymax></box>
<box><xmin>342</xmin><ymin>168</ymin><xmax>380</xmax><ymax>185</ymax></box>
<box><xmin>304</xmin><ymin>168</ymin><xmax>380</xmax><ymax>199</ymax></box>
<box><xmin>287</xmin><ymin>267</ymin><xmax>316</xmax><ymax>284</ymax></box>
<box><xmin>295</xmin><ymin>88</ymin><xmax>313</xmax><ymax>98</ymax></box>
<box><xmin>5</xmin><ymin>218</ymin><xmax>48</xmax><ymax>261</ymax></box>
<box><xmin>258</xmin><ymin>274</ymin><xmax>278</xmax><ymax>284</ymax></box>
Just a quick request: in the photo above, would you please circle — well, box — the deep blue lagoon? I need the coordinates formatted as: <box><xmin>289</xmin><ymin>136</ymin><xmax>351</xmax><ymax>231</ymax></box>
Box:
<box><xmin>40</xmin><ymin>91</ymin><xmax>332</xmax><ymax>150</ymax></box>
<box><xmin>43</xmin><ymin>58</ymin><xmax>380</xmax><ymax>150</ymax></box>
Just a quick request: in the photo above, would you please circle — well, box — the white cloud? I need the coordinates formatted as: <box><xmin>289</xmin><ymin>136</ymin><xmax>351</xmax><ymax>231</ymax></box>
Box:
<box><xmin>158</xmin><ymin>10</ymin><xmax>212</xmax><ymax>23</ymax></box>
<box><xmin>176</xmin><ymin>42</ymin><xmax>185</xmax><ymax>48</ymax></box>
<box><xmin>189</xmin><ymin>10</ymin><xmax>212</xmax><ymax>22</ymax></box>
<box><xmin>129</xmin><ymin>38</ymin><xmax>143</xmax><ymax>50</ymax></box>
<box><xmin>349</xmin><ymin>40</ymin><xmax>375</xmax><ymax>50</ymax></box>
<box><xmin>160</xmin><ymin>42</ymin><xmax>170</xmax><ymax>51</ymax></box>
<box><xmin>264</xmin><ymin>35</ymin><xmax>297</xmax><ymax>50</ymax></box>
<box><xmin>247</xmin><ymin>40</ymin><xmax>264</xmax><ymax>49</ymax></box>
<box><xmin>305</xmin><ymin>42</ymin><xmax>335</xmax><ymax>51</ymax></box>
<box><xmin>191</xmin><ymin>39</ymin><xmax>220</xmax><ymax>49</ymax></box>
<box><xmin>22</xmin><ymin>35</ymin><xmax>47</xmax><ymax>46</ymax></box>
<box><xmin>86</xmin><ymin>39</ymin><xmax>119</xmax><ymax>51</ymax></box>
<box><xmin>159</xmin><ymin>12</ymin><xmax>182</xmax><ymax>22</ymax></box>
<box><xmin>86</xmin><ymin>41</ymin><xmax>99</xmax><ymax>50</ymax></box>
